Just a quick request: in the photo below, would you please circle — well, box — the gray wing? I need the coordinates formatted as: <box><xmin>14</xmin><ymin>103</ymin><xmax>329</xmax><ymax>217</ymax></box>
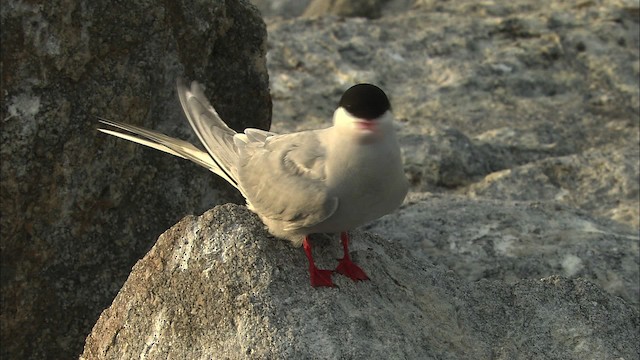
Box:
<box><xmin>177</xmin><ymin>79</ymin><xmax>240</xmax><ymax>186</ymax></box>
<box><xmin>236</xmin><ymin>130</ymin><xmax>338</xmax><ymax>230</ymax></box>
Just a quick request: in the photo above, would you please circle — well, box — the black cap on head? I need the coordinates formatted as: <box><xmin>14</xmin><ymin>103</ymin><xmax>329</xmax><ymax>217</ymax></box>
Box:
<box><xmin>338</xmin><ymin>83</ymin><xmax>391</xmax><ymax>120</ymax></box>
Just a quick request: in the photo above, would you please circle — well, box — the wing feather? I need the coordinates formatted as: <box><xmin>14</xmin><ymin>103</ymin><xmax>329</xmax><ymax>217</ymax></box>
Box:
<box><xmin>177</xmin><ymin>79</ymin><xmax>240</xmax><ymax>186</ymax></box>
<box><xmin>237</xmin><ymin>130</ymin><xmax>337</xmax><ymax>229</ymax></box>
<box><xmin>244</xmin><ymin>128</ymin><xmax>276</xmax><ymax>142</ymax></box>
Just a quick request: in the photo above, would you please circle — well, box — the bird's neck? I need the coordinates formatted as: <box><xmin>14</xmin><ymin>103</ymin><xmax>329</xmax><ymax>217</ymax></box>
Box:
<box><xmin>323</xmin><ymin>127</ymin><xmax>400</xmax><ymax>184</ymax></box>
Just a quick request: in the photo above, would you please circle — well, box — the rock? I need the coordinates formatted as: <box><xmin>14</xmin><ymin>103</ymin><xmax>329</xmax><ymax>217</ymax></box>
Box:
<box><xmin>251</xmin><ymin>0</ymin><xmax>310</xmax><ymax>19</ymax></box>
<box><xmin>402</xmin><ymin>127</ymin><xmax>492</xmax><ymax>189</ymax></box>
<box><xmin>463</xmin><ymin>144</ymin><xmax>640</xmax><ymax>228</ymax></box>
<box><xmin>266</xmin><ymin>0</ymin><xmax>638</xmax><ymax>142</ymax></box>
<box><xmin>250</xmin><ymin>0</ymin><xmax>415</xmax><ymax>20</ymax></box>
<box><xmin>264</xmin><ymin>0</ymin><xmax>639</xmax><ymax>230</ymax></box>
<box><xmin>401</xmin><ymin>128</ymin><xmax>638</xmax><ymax>227</ymax></box>
<box><xmin>367</xmin><ymin>193</ymin><xmax>640</xmax><ymax>308</ymax></box>
<box><xmin>1</xmin><ymin>0</ymin><xmax>270</xmax><ymax>358</ymax></box>
<box><xmin>8</xmin><ymin>0</ymin><xmax>640</xmax><ymax>357</ymax></box>
<box><xmin>81</xmin><ymin>204</ymin><xmax>639</xmax><ymax>359</ymax></box>
<box><xmin>302</xmin><ymin>0</ymin><xmax>389</xmax><ymax>19</ymax></box>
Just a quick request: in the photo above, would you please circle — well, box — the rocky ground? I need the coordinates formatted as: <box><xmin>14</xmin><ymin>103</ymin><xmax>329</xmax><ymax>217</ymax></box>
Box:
<box><xmin>261</xmin><ymin>0</ymin><xmax>639</xmax><ymax>227</ymax></box>
<box><xmin>258</xmin><ymin>0</ymin><xmax>640</xmax><ymax>305</ymax></box>
<box><xmin>83</xmin><ymin>0</ymin><xmax>639</xmax><ymax>358</ymax></box>
<box><xmin>3</xmin><ymin>0</ymin><xmax>639</xmax><ymax>358</ymax></box>
<box><xmin>81</xmin><ymin>204</ymin><xmax>639</xmax><ymax>359</ymax></box>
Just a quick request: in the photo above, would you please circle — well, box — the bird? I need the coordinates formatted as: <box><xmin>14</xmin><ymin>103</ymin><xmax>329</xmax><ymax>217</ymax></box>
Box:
<box><xmin>98</xmin><ymin>79</ymin><xmax>409</xmax><ymax>287</ymax></box>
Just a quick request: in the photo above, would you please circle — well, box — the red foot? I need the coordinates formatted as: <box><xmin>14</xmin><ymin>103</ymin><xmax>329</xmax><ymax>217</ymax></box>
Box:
<box><xmin>303</xmin><ymin>236</ymin><xmax>335</xmax><ymax>287</ymax></box>
<box><xmin>309</xmin><ymin>267</ymin><xmax>335</xmax><ymax>287</ymax></box>
<box><xmin>336</xmin><ymin>257</ymin><xmax>369</xmax><ymax>281</ymax></box>
<box><xmin>335</xmin><ymin>232</ymin><xmax>370</xmax><ymax>281</ymax></box>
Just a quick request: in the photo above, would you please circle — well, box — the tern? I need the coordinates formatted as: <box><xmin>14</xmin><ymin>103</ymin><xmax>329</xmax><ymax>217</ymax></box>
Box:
<box><xmin>99</xmin><ymin>79</ymin><xmax>408</xmax><ymax>287</ymax></box>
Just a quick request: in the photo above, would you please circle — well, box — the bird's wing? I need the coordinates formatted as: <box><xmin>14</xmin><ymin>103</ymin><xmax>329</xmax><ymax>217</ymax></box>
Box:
<box><xmin>97</xmin><ymin>118</ymin><xmax>238</xmax><ymax>186</ymax></box>
<box><xmin>245</xmin><ymin>128</ymin><xmax>277</xmax><ymax>142</ymax></box>
<box><xmin>177</xmin><ymin>79</ymin><xmax>240</xmax><ymax>187</ymax></box>
<box><xmin>236</xmin><ymin>130</ymin><xmax>338</xmax><ymax>230</ymax></box>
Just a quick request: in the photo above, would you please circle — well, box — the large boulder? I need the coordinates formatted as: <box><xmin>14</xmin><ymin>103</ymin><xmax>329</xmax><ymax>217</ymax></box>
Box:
<box><xmin>81</xmin><ymin>204</ymin><xmax>639</xmax><ymax>359</ymax></box>
<box><xmin>0</xmin><ymin>0</ymin><xmax>270</xmax><ymax>358</ymax></box>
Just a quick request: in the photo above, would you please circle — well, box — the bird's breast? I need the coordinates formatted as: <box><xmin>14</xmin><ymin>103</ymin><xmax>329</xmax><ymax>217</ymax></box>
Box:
<box><xmin>320</xmin><ymin>138</ymin><xmax>408</xmax><ymax>231</ymax></box>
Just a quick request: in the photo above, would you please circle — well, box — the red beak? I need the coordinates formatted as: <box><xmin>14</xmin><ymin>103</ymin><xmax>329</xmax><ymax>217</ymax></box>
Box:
<box><xmin>356</xmin><ymin>120</ymin><xmax>377</xmax><ymax>130</ymax></box>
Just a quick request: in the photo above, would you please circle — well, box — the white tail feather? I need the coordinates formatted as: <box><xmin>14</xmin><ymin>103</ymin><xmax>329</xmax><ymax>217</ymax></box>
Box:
<box><xmin>97</xmin><ymin>117</ymin><xmax>239</xmax><ymax>188</ymax></box>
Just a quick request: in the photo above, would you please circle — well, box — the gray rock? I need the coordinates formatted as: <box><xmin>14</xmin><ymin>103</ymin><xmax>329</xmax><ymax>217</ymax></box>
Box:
<box><xmin>1</xmin><ymin>0</ymin><xmax>270</xmax><ymax>358</ymax></box>
<box><xmin>266</xmin><ymin>0</ymin><xmax>638</xmax><ymax>141</ymax></box>
<box><xmin>367</xmin><ymin>193</ymin><xmax>640</xmax><ymax>309</ymax></box>
<box><xmin>250</xmin><ymin>0</ymin><xmax>310</xmax><ymax>19</ymax></box>
<box><xmin>302</xmin><ymin>0</ymin><xmax>390</xmax><ymax>19</ymax></box>
<box><xmin>402</xmin><ymin>127</ymin><xmax>638</xmax><ymax>228</ymax></box>
<box><xmin>463</xmin><ymin>144</ymin><xmax>640</xmax><ymax>229</ymax></box>
<box><xmin>402</xmin><ymin>127</ymin><xmax>492</xmax><ymax>189</ymax></box>
<box><xmin>8</xmin><ymin>0</ymin><xmax>639</xmax><ymax>357</ymax></box>
<box><xmin>251</xmin><ymin>0</ymin><xmax>415</xmax><ymax>20</ymax></box>
<box><xmin>81</xmin><ymin>204</ymin><xmax>639</xmax><ymax>359</ymax></box>
<box><xmin>264</xmin><ymin>0</ymin><xmax>639</xmax><ymax>230</ymax></box>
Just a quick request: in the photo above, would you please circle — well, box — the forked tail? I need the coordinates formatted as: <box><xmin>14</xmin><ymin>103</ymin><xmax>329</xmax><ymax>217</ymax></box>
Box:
<box><xmin>97</xmin><ymin>79</ymin><xmax>242</xmax><ymax>190</ymax></box>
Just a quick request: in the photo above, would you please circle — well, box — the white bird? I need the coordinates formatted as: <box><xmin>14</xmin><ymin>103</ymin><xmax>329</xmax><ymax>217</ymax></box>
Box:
<box><xmin>99</xmin><ymin>79</ymin><xmax>408</xmax><ymax>287</ymax></box>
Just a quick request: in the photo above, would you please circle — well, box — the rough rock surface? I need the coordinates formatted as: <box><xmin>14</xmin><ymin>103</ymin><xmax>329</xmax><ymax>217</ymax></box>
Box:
<box><xmin>251</xmin><ymin>0</ymin><xmax>310</xmax><ymax>19</ymax></box>
<box><xmin>6</xmin><ymin>0</ymin><xmax>639</xmax><ymax>358</ymax></box>
<box><xmin>81</xmin><ymin>204</ymin><xmax>639</xmax><ymax>359</ymax></box>
<box><xmin>259</xmin><ymin>0</ymin><xmax>639</xmax><ymax>316</ymax></box>
<box><xmin>302</xmin><ymin>0</ymin><xmax>390</xmax><ymax>19</ymax></box>
<box><xmin>251</xmin><ymin>0</ymin><xmax>415</xmax><ymax>19</ymax></box>
<box><xmin>1</xmin><ymin>0</ymin><xmax>270</xmax><ymax>358</ymax></box>
<box><xmin>367</xmin><ymin>193</ymin><xmax>640</xmax><ymax>308</ymax></box>
<box><xmin>264</xmin><ymin>0</ymin><xmax>639</xmax><ymax>229</ymax></box>
<box><xmin>462</xmin><ymin>144</ymin><xmax>639</xmax><ymax>227</ymax></box>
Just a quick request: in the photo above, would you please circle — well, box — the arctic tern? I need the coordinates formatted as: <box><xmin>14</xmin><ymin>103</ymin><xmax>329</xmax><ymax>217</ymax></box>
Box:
<box><xmin>99</xmin><ymin>79</ymin><xmax>409</xmax><ymax>287</ymax></box>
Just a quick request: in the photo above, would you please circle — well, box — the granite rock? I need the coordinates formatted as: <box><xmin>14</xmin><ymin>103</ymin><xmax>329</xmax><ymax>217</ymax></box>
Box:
<box><xmin>264</xmin><ymin>0</ymin><xmax>639</xmax><ymax>230</ymax></box>
<box><xmin>1</xmin><ymin>0</ymin><xmax>270</xmax><ymax>358</ymax></box>
<box><xmin>251</xmin><ymin>0</ymin><xmax>310</xmax><ymax>19</ymax></box>
<box><xmin>463</xmin><ymin>144</ymin><xmax>640</xmax><ymax>228</ymax></box>
<box><xmin>367</xmin><ymin>193</ymin><xmax>640</xmax><ymax>308</ymax></box>
<box><xmin>81</xmin><ymin>204</ymin><xmax>639</xmax><ymax>359</ymax></box>
<box><xmin>251</xmin><ymin>0</ymin><xmax>416</xmax><ymax>20</ymax></box>
<box><xmin>6</xmin><ymin>0</ymin><xmax>640</xmax><ymax>357</ymax></box>
<box><xmin>302</xmin><ymin>0</ymin><xmax>390</xmax><ymax>19</ymax></box>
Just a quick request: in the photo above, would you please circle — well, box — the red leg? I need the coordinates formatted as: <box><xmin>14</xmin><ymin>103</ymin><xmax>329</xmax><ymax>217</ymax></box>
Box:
<box><xmin>335</xmin><ymin>232</ymin><xmax>370</xmax><ymax>281</ymax></box>
<box><xmin>303</xmin><ymin>236</ymin><xmax>335</xmax><ymax>287</ymax></box>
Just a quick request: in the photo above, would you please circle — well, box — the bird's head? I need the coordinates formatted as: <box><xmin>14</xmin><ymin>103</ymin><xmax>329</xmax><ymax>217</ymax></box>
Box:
<box><xmin>333</xmin><ymin>83</ymin><xmax>394</xmax><ymax>143</ymax></box>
